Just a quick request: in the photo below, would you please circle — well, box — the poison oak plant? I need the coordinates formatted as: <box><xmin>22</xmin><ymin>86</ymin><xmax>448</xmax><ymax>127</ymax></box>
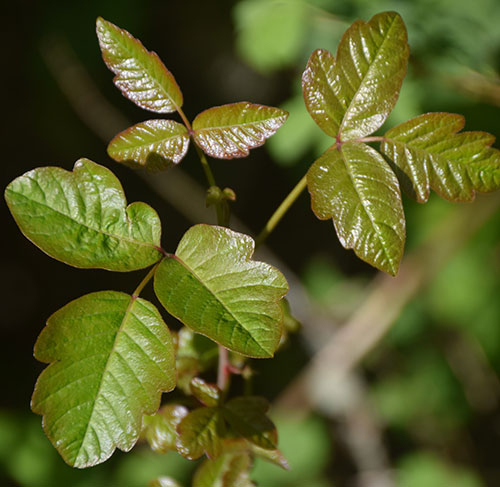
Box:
<box><xmin>4</xmin><ymin>11</ymin><xmax>500</xmax><ymax>485</ymax></box>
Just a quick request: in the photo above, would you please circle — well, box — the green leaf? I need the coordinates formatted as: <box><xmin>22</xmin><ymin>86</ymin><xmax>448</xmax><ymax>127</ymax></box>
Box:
<box><xmin>176</xmin><ymin>407</ymin><xmax>226</xmax><ymax>460</ymax></box>
<box><xmin>307</xmin><ymin>142</ymin><xmax>405</xmax><ymax>275</ymax></box>
<box><xmin>192</xmin><ymin>102</ymin><xmax>288</xmax><ymax>159</ymax></box>
<box><xmin>108</xmin><ymin>120</ymin><xmax>190</xmax><ymax>170</ymax></box>
<box><xmin>149</xmin><ymin>478</ymin><xmax>184</xmax><ymax>487</ymax></box>
<box><xmin>143</xmin><ymin>405</ymin><xmax>188</xmax><ymax>454</ymax></box>
<box><xmin>190</xmin><ymin>378</ymin><xmax>221</xmax><ymax>408</ymax></box>
<box><xmin>380</xmin><ymin>112</ymin><xmax>500</xmax><ymax>202</ymax></box>
<box><xmin>302</xmin><ymin>12</ymin><xmax>409</xmax><ymax>140</ymax></box>
<box><xmin>193</xmin><ymin>449</ymin><xmax>254</xmax><ymax>487</ymax></box>
<box><xmin>4</xmin><ymin>159</ymin><xmax>163</xmax><ymax>271</ymax></box>
<box><xmin>96</xmin><ymin>17</ymin><xmax>183</xmax><ymax>113</ymax></box>
<box><xmin>224</xmin><ymin>397</ymin><xmax>277</xmax><ymax>450</ymax></box>
<box><xmin>249</xmin><ymin>444</ymin><xmax>290</xmax><ymax>470</ymax></box>
<box><xmin>154</xmin><ymin>224</ymin><xmax>288</xmax><ymax>358</ymax></box>
<box><xmin>31</xmin><ymin>291</ymin><xmax>176</xmax><ymax>468</ymax></box>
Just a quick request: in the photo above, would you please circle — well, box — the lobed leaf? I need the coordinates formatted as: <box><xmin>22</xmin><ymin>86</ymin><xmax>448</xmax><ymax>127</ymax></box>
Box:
<box><xmin>108</xmin><ymin>120</ymin><xmax>190</xmax><ymax>170</ymax></box>
<box><xmin>5</xmin><ymin>159</ymin><xmax>163</xmax><ymax>271</ymax></box>
<box><xmin>380</xmin><ymin>112</ymin><xmax>500</xmax><ymax>202</ymax></box>
<box><xmin>302</xmin><ymin>11</ymin><xmax>408</xmax><ymax>140</ymax></box>
<box><xmin>192</xmin><ymin>102</ymin><xmax>288</xmax><ymax>159</ymax></box>
<box><xmin>32</xmin><ymin>291</ymin><xmax>176</xmax><ymax>468</ymax></box>
<box><xmin>154</xmin><ymin>224</ymin><xmax>288</xmax><ymax>358</ymax></box>
<box><xmin>143</xmin><ymin>404</ymin><xmax>188</xmax><ymax>454</ymax></box>
<box><xmin>97</xmin><ymin>17</ymin><xmax>183</xmax><ymax>113</ymax></box>
<box><xmin>193</xmin><ymin>449</ymin><xmax>254</xmax><ymax>487</ymax></box>
<box><xmin>307</xmin><ymin>142</ymin><xmax>405</xmax><ymax>275</ymax></box>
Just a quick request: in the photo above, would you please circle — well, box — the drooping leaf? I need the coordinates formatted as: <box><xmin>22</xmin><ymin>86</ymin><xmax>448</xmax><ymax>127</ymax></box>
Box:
<box><xmin>193</xmin><ymin>449</ymin><xmax>254</xmax><ymax>487</ymax></box>
<box><xmin>96</xmin><ymin>17</ymin><xmax>183</xmax><ymax>113</ymax></box>
<box><xmin>249</xmin><ymin>444</ymin><xmax>290</xmax><ymax>470</ymax></box>
<box><xmin>31</xmin><ymin>291</ymin><xmax>176</xmax><ymax>468</ymax></box>
<box><xmin>190</xmin><ymin>378</ymin><xmax>221</xmax><ymax>408</ymax></box>
<box><xmin>143</xmin><ymin>405</ymin><xmax>189</xmax><ymax>454</ymax></box>
<box><xmin>176</xmin><ymin>395</ymin><xmax>277</xmax><ymax>461</ymax></box>
<box><xmin>108</xmin><ymin>120</ymin><xmax>190</xmax><ymax>170</ymax></box>
<box><xmin>176</xmin><ymin>407</ymin><xmax>226</xmax><ymax>460</ymax></box>
<box><xmin>223</xmin><ymin>397</ymin><xmax>277</xmax><ymax>450</ymax></box>
<box><xmin>4</xmin><ymin>159</ymin><xmax>163</xmax><ymax>271</ymax></box>
<box><xmin>307</xmin><ymin>142</ymin><xmax>405</xmax><ymax>275</ymax></box>
<box><xmin>154</xmin><ymin>224</ymin><xmax>288</xmax><ymax>358</ymax></box>
<box><xmin>380</xmin><ymin>112</ymin><xmax>500</xmax><ymax>202</ymax></box>
<box><xmin>302</xmin><ymin>12</ymin><xmax>409</xmax><ymax>140</ymax></box>
<box><xmin>192</xmin><ymin>102</ymin><xmax>288</xmax><ymax>159</ymax></box>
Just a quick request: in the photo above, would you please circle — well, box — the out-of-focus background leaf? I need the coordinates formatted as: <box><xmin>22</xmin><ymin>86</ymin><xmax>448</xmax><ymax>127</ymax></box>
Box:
<box><xmin>2</xmin><ymin>0</ymin><xmax>500</xmax><ymax>485</ymax></box>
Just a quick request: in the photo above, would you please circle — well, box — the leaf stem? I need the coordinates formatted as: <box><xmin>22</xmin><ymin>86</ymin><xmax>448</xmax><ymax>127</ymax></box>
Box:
<box><xmin>132</xmin><ymin>261</ymin><xmax>161</xmax><ymax>297</ymax></box>
<box><xmin>217</xmin><ymin>345</ymin><xmax>231</xmax><ymax>393</ymax></box>
<box><xmin>255</xmin><ymin>174</ymin><xmax>308</xmax><ymax>248</ymax></box>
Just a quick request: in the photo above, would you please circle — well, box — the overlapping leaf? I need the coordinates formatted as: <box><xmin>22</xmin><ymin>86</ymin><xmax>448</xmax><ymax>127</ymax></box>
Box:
<box><xmin>97</xmin><ymin>17</ymin><xmax>183</xmax><ymax>113</ymax></box>
<box><xmin>143</xmin><ymin>404</ymin><xmax>188</xmax><ymax>454</ymax></box>
<box><xmin>307</xmin><ymin>143</ymin><xmax>405</xmax><ymax>275</ymax></box>
<box><xmin>380</xmin><ymin>112</ymin><xmax>500</xmax><ymax>202</ymax></box>
<box><xmin>176</xmin><ymin>396</ymin><xmax>277</xmax><ymax>460</ymax></box>
<box><xmin>190</xmin><ymin>378</ymin><xmax>221</xmax><ymax>408</ymax></box>
<box><xmin>108</xmin><ymin>120</ymin><xmax>190</xmax><ymax>170</ymax></box>
<box><xmin>302</xmin><ymin>11</ymin><xmax>408</xmax><ymax>140</ymax></box>
<box><xmin>32</xmin><ymin>291</ymin><xmax>176</xmax><ymax>468</ymax></box>
<box><xmin>154</xmin><ymin>224</ymin><xmax>288</xmax><ymax>358</ymax></box>
<box><xmin>4</xmin><ymin>159</ymin><xmax>163</xmax><ymax>271</ymax></box>
<box><xmin>193</xmin><ymin>449</ymin><xmax>254</xmax><ymax>487</ymax></box>
<box><xmin>192</xmin><ymin>102</ymin><xmax>288</xmax><ymax>159</ymax></box>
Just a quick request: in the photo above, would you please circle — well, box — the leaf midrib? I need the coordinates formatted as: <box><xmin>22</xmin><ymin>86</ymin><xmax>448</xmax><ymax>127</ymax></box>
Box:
<box><xmin>193</xmin><ymin>115</ymin><xmax>286</xmax><ymax>133</ymax></box>
<box><xmin>339</xmin><ymin>15</ymin><xmax>399</xmax><ymax>137</ymax></box>
<box><xmin>172</xmin><ymin>255</ymin><xmax>272</xmax><ymax>356</ymax></box>
<box><xmin>10</xmin><ymin>189</ymin><xmax>161</xmax><ymax>254</ymax></box>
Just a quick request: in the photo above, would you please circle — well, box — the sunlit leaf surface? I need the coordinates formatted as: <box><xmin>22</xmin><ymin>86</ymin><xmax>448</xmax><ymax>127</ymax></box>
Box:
<box><xmin>154</xmin><ymin>225</ymin><xmax>288</xmax><ymax>358</ymax></box>
<box><xmin>5</xmin><ymin>159</ymin><xmax>163</xmax><ymax>271</ymax></box>
<box><xmin>302</xmin><ymin>12</ymin><xmax>408</xmax><ymax>140</ymax></box>
<box><xmin>32</xmin><ymin>291</ymin><xmax>176</xmax><ymax>467</ymax></box>
<box><xmin>97</xmin><ymin>17</ymin><xmax>183</xmax><ymax>113</ymax></box>
<box><xmin>108</xmin><ymin>120</ymin><xmax>190</xmax><ymax>170</ymax></box>
<box><xmin>307</xmin><ymin>143</ymin><xmax>405</xmax><ymax>275</ymax></box>
<box><xmin>192</xmin><ymin>102</ymin><xmax>288</xmax><ymax>159</ymax></box>
<box><xmin>381</xmin><ymin>112</ymin><xmax>500</xmax><ymax>202</ymax></box>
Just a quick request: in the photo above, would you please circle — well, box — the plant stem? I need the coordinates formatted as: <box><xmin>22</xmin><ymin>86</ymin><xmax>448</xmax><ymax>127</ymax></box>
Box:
<box><xmin>217</xmin><ymin>345</ymin><xmax>230</xmax><ymax>392</ymax></box>
<box><xmin>255</xmin><ymin>174</ymin><xmax>308</xmax><ymax>248</ymax></box>
<box><xmin>132</xmin><ymin>261</ymin><xmax>161</xmax><ymax>298</ymax></box>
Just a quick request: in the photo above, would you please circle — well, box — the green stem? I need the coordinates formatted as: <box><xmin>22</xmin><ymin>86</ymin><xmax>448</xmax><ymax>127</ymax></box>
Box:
<box><xmin>255</xmin><ymin>174</ymin><xmax>308</xmax><ymax>248</ymax></box>
<box><xmin>132</xmin><ymin>261</ymin><xmax>161</xmax><ymax>297</ymax></box>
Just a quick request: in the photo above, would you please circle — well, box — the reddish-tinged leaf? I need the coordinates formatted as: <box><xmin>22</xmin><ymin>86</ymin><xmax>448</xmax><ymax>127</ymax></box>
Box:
<box><xmin>143</xmin><ymin>404</ymin><xmax>189</xmax><ymax>454</ymax></box>
<box><xmin>108</xmin><ymin>120</ymin><xmax>189</xmax><ymax>170</ymax></box>
<box><xmin>176</xmin><ymin>407</ymin><xmax>226</xmax><ymax>460</ymax></box>
<box><xmin>307</xmin><ymin>142</ymin><xmax>405</xmax><ymax>275</ymax></box>
<box><xmin>190</xmin><ymin>378</ymin><xmax>221</xmax><ymax>408</ymax></box>
<box><xmin>97</xmin><ymin>17</ymin><xmax>183</xmax><ymax>113</ymax></box>
<box><xmin>302</xmin><ymin>12</ymin><xmax>408</xmax><ymax>140</ymax></box>
<box><xmin>192</xmin><ymin>102</ymin><xmax>288</xmax><ymax>159</ymax></box>
<box><xmin>381</xmin><ymin>112</ymin><xmax>500</xmax><ymax>202</ymax></box>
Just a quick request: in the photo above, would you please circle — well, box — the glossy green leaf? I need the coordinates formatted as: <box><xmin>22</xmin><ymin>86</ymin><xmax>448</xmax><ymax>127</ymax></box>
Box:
<box><xmin>154</xmin><ymin>224</ymin><xmax>288</xmax><ymax>358</ymax></box>
<box><xmin>143</xmin><ymin>405</ymin><xmax>188</xmax><ymax>454</ymax></box>
<box><xmin>380</xmin><ymin>112</ymin><xmax>500</xmax><ymax>202</ymax></box>
<box><xmin>250</xmin><ymin>444</ymin><xmax>290</xmax><ymax>470</ymax></box>
<box><xmin>223</xmin><ymin>397</ymin><xmax>277</xmax><ymax>450</ymax></box>
<box><xmin>307</xmin><ymin>142</ymin><xmax>405</xmax><ymax>275</ymax></box>
<box><xmin>190</xmin><ymin>378</ymin><xmax>221</xmax><ymax>408</ymax></box>
<box><xmin>149</xmin><ymin>478</ymin><xmax>184</xmax><ymax>487</ymax></box>
<box><xmin>193</xmin><ymin>449</ymin><xmax>254</xmax><ymax>487</ymax></box>
<box><xmin>192</xmin><ymin>102</ymin><xmax>288</xmax><ymax>159</ymax></box>
<box><xmin>4</xmin><ymin>159</ymin><xmax>163</xmax><ymax>271</ymax></box>
<box><xmin>302</xmin><ymin>12</ymin><xmax>409</xmax><ymax>140</ymax></box>
<box><xmin>108</xmin><ymin>120</ymin><xmax>190</xmax><ymax>170</ymax></box>
<box><xmin>31</xmin><ymin>291</ymin><xmax>176</xmax><ymax>468</ymax></box>
<box><xmin>97</xmin><ymin>17</ymin><xmax>183</xmax><ymax>113</ymax></box>
<box><xmin>176</xmin><ymin>407</ymin><xmax>226</xmax><ymax>460</ymax></box>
